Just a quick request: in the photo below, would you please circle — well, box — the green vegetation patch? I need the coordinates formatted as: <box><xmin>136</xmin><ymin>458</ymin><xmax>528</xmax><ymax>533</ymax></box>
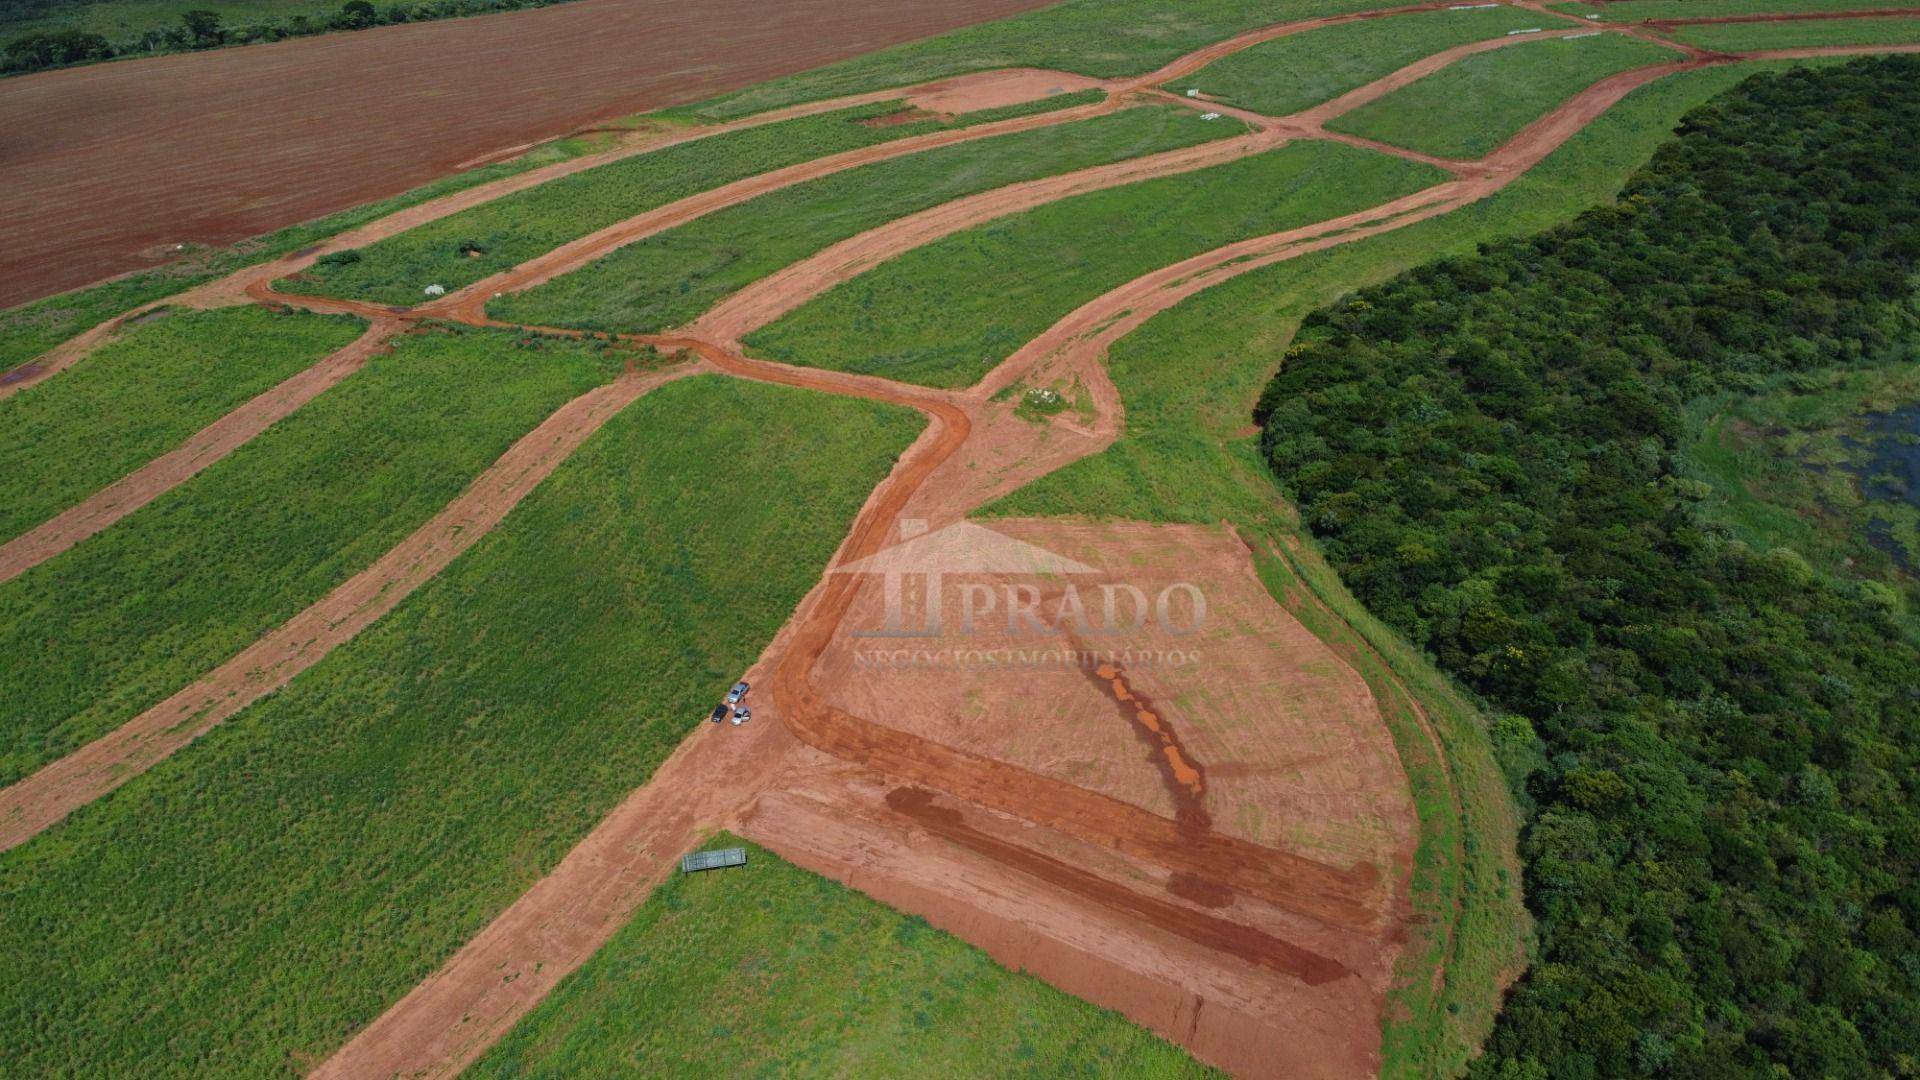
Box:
<box><xmin>285</xmin><ymin>96</ymin><xmax>1097</xmax><ymax>308</ymax></box>
<box><xmin>0</xmin><ymin>375</ymin><xmax>922</xmax><ymax>1077</ymax></box>
<box><xmin>1328</xmin><ymin>32</ymin><xmax>1680</xmax><ymax>159</ymax></box>
<box><xmin>489</xmin><ymin>103</ymin><xmax>1237</xmax><ymax>334</ymax></box>
<box><xmin>1671</xmin><ymin>14</ymin><xmax>1920</xmax><ymax>50</ymax></box>
<box><xmin>745</xmin><ymin>141</ymin><xmax>1446</xmax><ymax>388</ymax></box>
<box><xmin>1259</xmin><ymin>56</ymin><xmax>1920</xmax><ymax>1077</ymax></box>
<box><xmin>0</xmin><ymin>325</ymin><xmax>628</xmax><ymax>786</ymax></box>
<box><xmin>0</xmin><ymin>304</ymin><xmax>363</xmax><ymax>546</ymax></box>
<box><xmin>1686</xmin><ymin>362</ymin><xmax>1920</xmax><ymax>622</ymax></box>
<box><xmin>469</xmin><ymin>835</ymin><xmax>1212</xmax><ymax>1077</ymax></box>
<box><xmin>1165</xmin><ymin>5</ymin><xmax>1550</xmax><ymax>117</ymax></box>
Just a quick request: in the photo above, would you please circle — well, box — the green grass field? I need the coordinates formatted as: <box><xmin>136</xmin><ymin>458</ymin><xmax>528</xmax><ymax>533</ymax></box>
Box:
<box><xmin>0</xmin><ymin>305</ymin><xmax>363</xmax><ymax>546</ymax></box>
<box><xmin>283</xmin><ymin>96</ymin><xmax>1097</xmax><ymax>308</ymax></box>
<box><xmin>0</xmin><ymin>325</ymin><xmax>628</xmax><ymax>787</ymax></box>
<box><xmin>1670</xmin><ymin>14</ymin><xmax>1920</xmax><ymax>50</ymax></box>
<box><xmin>1685</xmin><ymin>362</ymin><xmax>1920</xmax><ymax>623</ymax></box>
<box><xmin>1554</xmin><ymin>0</ymin><xmax>1910</xmax><ymax>21</ymax></box>
<box><xmin>489</xmin><ymin>103</ymin><xmax>1242</xmax><ymax>334</ymax></box>
<box><xmin>984</xmin><ymin>57</ymin><xmax>1821</xmax><ymax>1078</ymax></box>
<box><xmin>1165</xmin><ymin>5</ymin><xmax>1548</xmax><ymax>117</ymax></box>
<box><xmin>0</xmin><ymin>375</ymin><xmax>921</xmax><ymax>1077</ymax></box>
<box><xmin>469</xmin><ymin>835</ymin><xmax>1214</xmax><ymax>1077</ymax></box>
<box><xmin>1327</xmin><ymin>32</ymin><xmax>1680</xmax><ymax>159</ymax></box>
<box><xmin>744</xmin><ymin>141</ymin><xmax>1445</xmax><ymax>388</ymax></box>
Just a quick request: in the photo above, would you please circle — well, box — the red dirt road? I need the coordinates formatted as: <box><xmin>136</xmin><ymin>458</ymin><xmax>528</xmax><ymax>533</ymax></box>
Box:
<box><xmin>0</xmin><ymin>0</ymin><xmax>1056</xmax><ymax>309</ymax></box>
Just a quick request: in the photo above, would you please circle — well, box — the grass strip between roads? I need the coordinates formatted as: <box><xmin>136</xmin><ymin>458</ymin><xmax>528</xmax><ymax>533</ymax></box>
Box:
<box><xmin>1165</xmin><ymin>5</ymin><xmax>1550</xmax><ymax>117</ymax></box>
<box><xmin>0</xmin><ymin>324</ymin><xmax>629</xmax><ymax>787</ymax></box>
<box><xmin>745</xmin><ymin>140</ymin><xmax>1446</xmax><ymax>388</ymax></box>
<box><xmin>468</xmin><ymin>835</ymin><xmax>1215</xmax><ymax>1077</ymax></box>
<box><xmin>1327</xmin><ymin>32</ymin><xmax>1682</xmax><ymax>159</ymax></box>
<box><xmin>1670</xmin><ymin>14</ymin><xmax>1920</xmax><ymax>50</ymax></box>
<box><xmin>0</xmin><ymin>374</ymin><xmax>923</xmax><ymax>1077</ymax></box>
<box><xmin>490</xmin><ymin>103</ymin><xmax>1242</xmax><ymax>334</ymax></box>
<box><xmin>0</xmin><ymin>305</ymin><xmax>364</xmax><ymax>546</ymax></box>
<box><xmin>284</xmin><ymin>94</ymin><xmax>1100</xmax><ymax>308</ymax></box>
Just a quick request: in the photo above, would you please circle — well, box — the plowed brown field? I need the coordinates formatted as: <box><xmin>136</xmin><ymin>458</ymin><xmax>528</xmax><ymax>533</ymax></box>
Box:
<box><xmin>0</xmin><ymin>0</ymin><xmax>1053</xmax><ymax>308</ymax></box>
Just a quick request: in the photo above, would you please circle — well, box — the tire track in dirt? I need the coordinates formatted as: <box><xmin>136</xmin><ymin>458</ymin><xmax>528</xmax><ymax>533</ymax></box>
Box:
<box><xmin>882</xmin><ymin>786</ymin><xmax>1352</xmax><ymax>985</ymax></box>
<box><xmin>0</xmin><ymin>320</ymin><xmax>398</xmax><ymax>585</ymax></box>
<box><xmin>0</xmin><ymin>361</ymin><xmax>699</xmax><ymax>854</ymax></box>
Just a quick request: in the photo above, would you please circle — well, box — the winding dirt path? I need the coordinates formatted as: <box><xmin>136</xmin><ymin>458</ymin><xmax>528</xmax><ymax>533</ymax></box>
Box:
<box><xmin>0</xmin><ymin>320</ymin><xmax>398</xmax><ymax>585</ymax></box>
<box><xmin>0</xmin><ymin>361</ymin><xmax>699</xmax><ymax>853</ymax></box>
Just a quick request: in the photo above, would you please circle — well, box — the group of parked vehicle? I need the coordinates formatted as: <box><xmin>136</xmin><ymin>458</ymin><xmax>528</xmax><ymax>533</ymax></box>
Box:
<box><xmin>708</xmin><ymin>681</ymin><xmax>752</xmax><ymax>726</ymax></box>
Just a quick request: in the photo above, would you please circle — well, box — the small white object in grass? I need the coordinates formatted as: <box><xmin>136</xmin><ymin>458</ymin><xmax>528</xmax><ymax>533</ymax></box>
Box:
<box><xmin>1586</xmin><ymin>12</ymin><xmax>1601</xmax><ymax>17</ymax></box>
<box><xmin>1185</xmin><ymin>88</ymin><xmax>1201</xmax><ymax>98</ymax></box>
<box><xmin>1200</xmin><ymin>111</ymin><xmax>1222</xmax><ymax>121</ymax></box>
<box><xmin>424</xmin><ymin>283</ymin><xmax>446</xmax><ymax>297</ymax></box>
<box><xmin>1566</xmin><ymin>30</ymin><xmax>1600</xmax><ymax>38</ymax></box>
<box><xmin>1506</xmin><ymin>27</ymin><xmax>1542</xmax><ymax>35</ymax></box>
<box><xmin>1448</xmin><ymin>3</ymin><xmax>1501</xmax><ymax>8</ymax></box>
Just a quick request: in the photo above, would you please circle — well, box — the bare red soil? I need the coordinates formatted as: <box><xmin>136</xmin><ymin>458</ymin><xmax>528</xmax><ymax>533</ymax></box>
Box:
<box><xmin>0</xmin><ymin>0</ymin><xmax>1056</xmax><ymax>308</ymax></box>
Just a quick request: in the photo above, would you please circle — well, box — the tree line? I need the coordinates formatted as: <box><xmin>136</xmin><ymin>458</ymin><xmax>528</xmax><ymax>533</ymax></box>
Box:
<box><xmin>3</xmin><ymin>0</ymin><xmax>574</xmax><ymax>75</ymax></box>
<box><xmin>1258</xmin><ymin>56</ymin><xmax>1920</xmax><ymax>1077</ymax></box>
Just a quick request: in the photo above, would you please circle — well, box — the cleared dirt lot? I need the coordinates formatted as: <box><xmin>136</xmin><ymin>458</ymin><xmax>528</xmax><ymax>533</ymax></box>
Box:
<box><xmin>0</xmin><ymin>0</ymin><xmax>1054</xmax><ymax>308</ymax></box>
<box><xmin>747</xmin><ymin>517</ymin><xmax>1417</xmax><ymax>1078</ymax></box>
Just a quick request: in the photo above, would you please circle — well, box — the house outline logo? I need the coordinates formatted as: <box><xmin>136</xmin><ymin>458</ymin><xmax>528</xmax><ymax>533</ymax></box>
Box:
<box><xmin>835</xmin><ymin>519</ymin><xmax>1204</xmax><ymax>638</ymax></box>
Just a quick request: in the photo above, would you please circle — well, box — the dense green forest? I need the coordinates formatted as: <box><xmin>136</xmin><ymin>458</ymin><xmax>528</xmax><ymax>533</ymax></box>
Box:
<box><xmin>1256</xmin><ymin>56</ymin><xmax>1920</xmax><ymax>1077</ymax></box>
